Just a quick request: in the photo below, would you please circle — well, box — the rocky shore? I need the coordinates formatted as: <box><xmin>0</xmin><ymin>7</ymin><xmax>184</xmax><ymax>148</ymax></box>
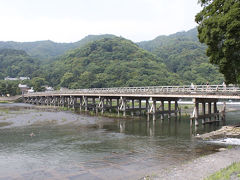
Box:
<box><xmin>196</xmin><ymin>125</ymin><xmax>240</xmax><ymax>140</ymax></box>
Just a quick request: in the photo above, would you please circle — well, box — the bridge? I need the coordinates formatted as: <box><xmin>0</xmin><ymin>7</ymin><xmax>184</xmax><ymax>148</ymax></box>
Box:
<box><xmin>23</xmin><ymin>85</ymin><xmax>240</xmax><ymax>126</ymax></box>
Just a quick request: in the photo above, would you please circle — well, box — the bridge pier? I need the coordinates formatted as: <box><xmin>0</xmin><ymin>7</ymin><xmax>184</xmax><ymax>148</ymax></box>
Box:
<box><xmin>191</xmin><ymin>98</ymin><xmax>225</xmax><ymax>127</ymax></box>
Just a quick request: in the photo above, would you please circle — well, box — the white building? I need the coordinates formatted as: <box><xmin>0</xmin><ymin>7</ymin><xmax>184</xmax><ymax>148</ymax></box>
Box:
<box><xmin>4</xmin><ymin>76</ymin><xmax>30</xmax><ymax>81</ymax></box>
<box><xmin>28</xmin><ymin>87</ymin><xmax>34</xmax><ymax>93</ymax></box>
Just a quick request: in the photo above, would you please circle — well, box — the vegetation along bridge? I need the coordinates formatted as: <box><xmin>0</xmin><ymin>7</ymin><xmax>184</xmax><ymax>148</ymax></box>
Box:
<box><xmin>23</xmin><ymin>85</ymin><xmax>240</xmax><ymax>126</ymax></box>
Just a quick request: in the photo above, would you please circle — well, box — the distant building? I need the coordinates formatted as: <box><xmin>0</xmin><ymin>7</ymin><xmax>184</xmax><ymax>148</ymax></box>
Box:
<box><xmin>28</xmin><ymin>87</ymin><xmax>34</xmax><ymax>93</ymax></box>
<box><xmin>19</xmin><ymin>77</ymin><xmax>30</xmax><ymax>81</ymax></box>
<box><xmin>18</xmin><ymin>84</ymin><xmax>30</xmax><ymax>94</ymax></box>
<box><xmin>4</xmin><ymin>77</ymin><xmax>18</xmax><ymax>81</ymax></box>
<box><xmin>44</xmin><ymin>86</ymin><xmax>54</xmax><ymax>91</ymax></box>
<box><xmin>4</xmin><ymin>76</ymin><xmax>30</xmax><ymax>81</ymax></box>
<box><xmin>60</xmin><ymin>87</ymin><xmax>68</xmax><ymax>91</ymax></box>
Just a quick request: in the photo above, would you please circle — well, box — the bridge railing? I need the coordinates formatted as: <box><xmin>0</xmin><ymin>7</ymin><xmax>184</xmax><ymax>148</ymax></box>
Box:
<box><xmin>25</xmin><ymin>85</ymin><xmax>240</xmax><ymax>96</ymax></box>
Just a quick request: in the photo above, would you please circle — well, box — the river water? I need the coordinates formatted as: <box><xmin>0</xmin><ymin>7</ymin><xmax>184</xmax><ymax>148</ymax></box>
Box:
<box><xmin>0</xmin><ymin>103</ymin><xmax>239</xmax><ymax>180</ymax></box>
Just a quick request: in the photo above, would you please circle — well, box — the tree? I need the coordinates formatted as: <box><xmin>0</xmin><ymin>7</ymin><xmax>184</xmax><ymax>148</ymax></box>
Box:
<box><xmin>31</xmin><ymin>77</ymin><xmax>46</xmax><ymax>92</ymax></box>
<box><xmin>60</xmin><ymin>72</ymin><xmax>74</xmax><ymax>88</ymax></box>
<box><xmin>195</xmin><ymin>0</ymin><xmax>240</xmax><ymax>84</ymax></box>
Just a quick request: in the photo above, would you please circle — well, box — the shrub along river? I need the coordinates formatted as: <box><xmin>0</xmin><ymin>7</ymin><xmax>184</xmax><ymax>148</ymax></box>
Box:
<box><xmin>0</xmin><ymin>103</ymin><xmax>240</xmax><ymax>180</ymax></box>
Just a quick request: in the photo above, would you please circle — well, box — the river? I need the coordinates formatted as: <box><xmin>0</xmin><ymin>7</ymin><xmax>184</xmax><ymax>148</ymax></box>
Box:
<box><xmin>0</xmin><ymin>103</ymin><xmax>239</xmax><ymax>180</ymax></box>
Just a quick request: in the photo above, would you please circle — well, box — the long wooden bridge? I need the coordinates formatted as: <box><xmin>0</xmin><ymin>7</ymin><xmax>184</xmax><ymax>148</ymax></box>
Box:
<box><xmin>23</xmin><ymin>85</ymin><xmax>240</xmax><ymax>126</ymax></box>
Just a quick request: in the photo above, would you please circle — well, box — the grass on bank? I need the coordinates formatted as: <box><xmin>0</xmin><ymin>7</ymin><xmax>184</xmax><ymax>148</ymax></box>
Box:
<box><xmin>205</xmin><ymin>162</ymin><xmax>240</xmax><ymax>180</ymax></box>
<box><xmin>0</xmin><ymin>101</ymin><xmax>9</xmax><ymax>103</ymax></box>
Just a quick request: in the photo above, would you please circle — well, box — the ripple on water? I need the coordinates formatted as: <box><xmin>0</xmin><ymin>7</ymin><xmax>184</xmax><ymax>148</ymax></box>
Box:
<box><xmin>0</xmin><ymin>103</ymin><xmax>237</xmax><ymax>179</ymax></box>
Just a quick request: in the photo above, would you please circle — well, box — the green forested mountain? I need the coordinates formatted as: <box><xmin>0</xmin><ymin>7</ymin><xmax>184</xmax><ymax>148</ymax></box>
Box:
<box><xmin>0</xmin><ymin>49</ymin><xmax>40</xmax><ymax>79</ymax></box>
<box><xmin>0</xmin><ymin>34</ymin><xmax>115</xmax><ymax>60</ymax></box>
<box><xmin>44</xmin><ymin>37</ymin><xmax>181</xmax><ymax>88</ymax></box>
<box><xmin>0</xmin><ymin>28</ymin><xmax>225</xmax><ymax>92</ymax></box>
<box><xmin>137</xmin><ymin>28</ymin><xmax>224</xmax><ymax>84</ymax></box>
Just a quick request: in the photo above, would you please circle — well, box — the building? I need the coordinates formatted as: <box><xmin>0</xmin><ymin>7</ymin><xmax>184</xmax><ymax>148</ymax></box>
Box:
<box><xmin>18</xmin><ymin>84</ymin><xmax>30</xmax><ymax>94</ymax></box>
<box><xmin>4</xmin><ymin>77</ymin><xmax>18</xmax><ymax>81</ymax></box>
<box><xmin>4</xmin><ymin>76</ymin><xmax>30</xmax><ymax>81</ymax></box>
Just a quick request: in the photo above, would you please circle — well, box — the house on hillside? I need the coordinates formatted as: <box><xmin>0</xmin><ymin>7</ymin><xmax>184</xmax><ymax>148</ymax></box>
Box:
<box><xmin>44</xmin><ymin>86</ymin><xmax>54</xmax><ymax>91</ymax></box>
<box><xmin>28</xmin><ymin>87</ymin><xmax>34</xmax><ymax>93</ymax></box>
<box><xmin>4</xmin><ymin>76</ymin><xmax>30</xmax><ymax>81</ymax></box>
<box><xmin>19</xmin><ymin>77</ymin><xmax>30</xmax><ymax>81</ymax></box>
<box><xmin>18</xmin><ymin>84</ymin><xmax>30</xmax><ymax>94</ymax></box>
<box><xmin>4</xmin><ymin>77</ymin><xmax>18</xmax><ymax>81</ymax></box>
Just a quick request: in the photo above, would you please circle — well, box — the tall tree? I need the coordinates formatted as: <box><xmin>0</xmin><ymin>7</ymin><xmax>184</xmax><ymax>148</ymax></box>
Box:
<box><xmin>195</xmin><ymin>0</ymin><xmax>240</xmax><ymax>84</ymax></box>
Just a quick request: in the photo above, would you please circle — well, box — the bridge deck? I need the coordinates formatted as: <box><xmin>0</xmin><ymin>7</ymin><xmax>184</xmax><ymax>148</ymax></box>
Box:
<box><xmin>24</xmin><ymin>84</ymin><xmax>240</xmax><ymax>100</ymax></box>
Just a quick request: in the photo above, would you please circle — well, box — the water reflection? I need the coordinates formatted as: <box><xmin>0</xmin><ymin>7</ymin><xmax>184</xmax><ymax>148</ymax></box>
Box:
<box><xmin>0</xmin><ymin>103</ymin><xmax>236</xmax><ymax>180</ymax></box>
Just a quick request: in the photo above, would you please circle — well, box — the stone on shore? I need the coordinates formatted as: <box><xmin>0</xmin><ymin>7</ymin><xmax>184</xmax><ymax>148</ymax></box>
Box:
<box><xmin>196</xmin><ymin>126</ymin><xmax>240</xmax><ymax>140</ymax></box>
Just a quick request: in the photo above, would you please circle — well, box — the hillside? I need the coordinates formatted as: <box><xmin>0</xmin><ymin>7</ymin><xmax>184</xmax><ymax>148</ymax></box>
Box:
<box><xmin>0</xmin><ymin>34</ymin><xmax>115</xmax><ymax>60</ymax></box>
<box><xmin>0</xmin><ymin>49</ymin><xmax>39</xmax><ymax>79</ymax></box>
<box><xmin>44</xmin><ymin>37</ymin><xmax>181</xmax><ymax>88</ymax></box>
<box><xmin>137</xmin><ymin>28</ymin><xmax>224</xmax><ymax>84</ymax></box>
<box><xmin>0</xmin><ymin>28</ymin><xmax>225</xmax><ymax>90</ymax></box>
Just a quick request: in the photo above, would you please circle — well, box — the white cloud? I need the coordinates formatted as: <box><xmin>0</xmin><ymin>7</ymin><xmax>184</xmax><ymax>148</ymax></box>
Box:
<box><xmin>0</xmin><ymin>0</ymin><xmax>202</xmax><ymax>42</ymax></box>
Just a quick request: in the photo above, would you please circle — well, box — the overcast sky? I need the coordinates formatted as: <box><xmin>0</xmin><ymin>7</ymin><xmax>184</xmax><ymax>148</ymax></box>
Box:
<box><xmin>0</xmin><ymin>0</ymin><xmax>202</xmax><ymax>43</ymax></box>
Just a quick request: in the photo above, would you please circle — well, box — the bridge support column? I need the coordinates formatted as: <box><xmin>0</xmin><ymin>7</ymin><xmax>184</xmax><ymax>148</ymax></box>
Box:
<box><xmin>214</xmin><ymin>102</ymin><xmax>218</xmax><ymax>121</ymax></box>
<box><xmin>63</xmin><ymin>97</ymin><xmax>67</xmax><ymax>107</ymax></box>
<box><xmin>55</xmin><ymin>97</ymin><xmax>59</xmax><ymax>107</ymax></box>
<box><xmin>221</xmin><ymin>102</ymin><xmax>226</xmax><ymax>121</ymax></box>
<box><xmin>101</xmin><ymin>98</ymin><xmax>105</xmax><ymax>114</ymax></box>
<box><xmin>123</xmin><ymin>98</ymin><xmax>126</xmax><ymax>117</ymax></box>
<box><xmin>152</xmin><ymin>100</ymin><xmax>156</xmax><ymax>121</ymax></box>
<box><xmin>174</xmin><ymin>100</ymin><xmax>178</xmax><ymax>117</ymax></box>
<box><xmin>117</xmin><ymin>98</ymin><xmax>120</xmax><ymax>116</ymax></box>
<box><xmin>92</xmin><ymin>98</ymin><xmax>96</xmax><ymax>112</ymax></box>
<box><xmin>191</xmin><ymin>98</ymin><xmax>199</xmax><ymax>127</ymax></box>
<box><xmin>79</xmin><ymin>97</ymin><xmax>83</xmax><ymax>111</ymax></box>
<box><xmin>72</xmin><ymin>97</ymin><xmax>77</xmax><ymax>109</ymax></box>
<box><xmin>61</xmin><ymin>97</ymin><xmax>65</xmax><ymax>107</ymax></box>
<box><xmin>161</xmin><ymin>100</ymin><xmax>164</xmax><ymax>120</ymax></box>
<box><xmin>168</xmin><ymin>101</ymin><xmax>171</xmax><ymax>119</ymax></box>
<box><xmin>202</xmin><ymin>102</ymin><xmax>206</xmax><ymax>124</ymax></box>
<box><xmin>83</xmin><ymin>97</ymin><xmax>88</xmax><ymax>111</ymax></box>
<box><xmin>146</xmin><ymin>99</ymin><xmax>150</xmax><ymax>121</ymax></box>
<box><xmin>208</xmin><ymin>102</ymin><xmax>212</xmax><ymax>122</ymax></box>
<box><xmin>131</xmin><ymin>100</ymin><xmax>134</xmax><ymax>116</ymax></box>
<box><xmin>67</xmin><ymin>97</ymin><xmax>70</xmax><ymax>108</ymax></box>
<box><xmin>139</xmin><ymin>100</ymin><xmax>142</xmax><ymax>115</ymax></box>
<box><xmin>109</xmin><ymin>98</ymin><xmax>112</xmax><ymax>113</ymax></box>
<box><xmin>36</xmin><ymin>97</ymin><xmax>39</xmax><ymax>106</ymax></box>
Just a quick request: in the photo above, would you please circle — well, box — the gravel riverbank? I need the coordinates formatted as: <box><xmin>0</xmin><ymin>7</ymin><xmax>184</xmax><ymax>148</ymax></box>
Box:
<box><xmin>143</xmin><ymin>147</ymin><xmax>240</xmax><ymax>180</ymax></box>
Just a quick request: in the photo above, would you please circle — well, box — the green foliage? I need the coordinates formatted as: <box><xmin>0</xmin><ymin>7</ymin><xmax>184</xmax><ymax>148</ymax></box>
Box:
<box><xmin>195</xmin><ymin>0</ymin><xmax>240</xmax><ymax>84</ymax></box>
<box><xmin>205</xmin><ymin>161</ymin><xmax>240</xmax><ymax>180</ymax></box>
<box><xmin>0</xmin><ymin>35</ymin><xmax>116</xmax><ymax>60</ymax></box>
<box><xmin>0</xmin><ymin>80</ymin><xmax>21</xmax><ymax>96</ymax></box>
<box><xmin>0</xmin><ymin>30</ymin><xmax>226</xmax><ymax>90</ymax></box>
<box><xmin>0</xmin><ymin>49</ymin><xmax>39</xmax><ymax>79</ymax></box>
<box><xmin>31</xmin><ymin>77</ymin><xmax>46</xmax><ymax>92</ymax></box>
<box><xmin>47</xmin><ymin>37</ymin><xmax>181</xmax><ymax>88</ymax></box>
<box><xmin>138</xmin><ymin>28</ymin><xmax>224</xmax><ymax>85</ymax></box>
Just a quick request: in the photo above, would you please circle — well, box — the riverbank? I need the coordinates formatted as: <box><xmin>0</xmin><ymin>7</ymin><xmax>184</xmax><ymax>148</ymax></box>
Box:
<box><xmin>0</xmin><ymin>95</ymin><xmax>21</xmax><ymax>102</ymax></box>
<box><xmin>196</xmin><ymin>126</ymin><xmax>240</xmax><ymax>140</ymax></box>
<box><xmin>143</xmin><ymin>147</ymin><xmax>240</xmax><ymax>180</ymax></box>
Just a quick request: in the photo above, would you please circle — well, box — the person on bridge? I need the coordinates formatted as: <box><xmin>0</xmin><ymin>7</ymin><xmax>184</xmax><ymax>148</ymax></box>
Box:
<box><xmin>222</xmin><ymin>82</ymin><xmax>226</xmax><ymax>90</ymax></box>
<box><xmin>190</xmin><ymin>83</ymin><xmax>195</xmax><ymax>90</ymax></box>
